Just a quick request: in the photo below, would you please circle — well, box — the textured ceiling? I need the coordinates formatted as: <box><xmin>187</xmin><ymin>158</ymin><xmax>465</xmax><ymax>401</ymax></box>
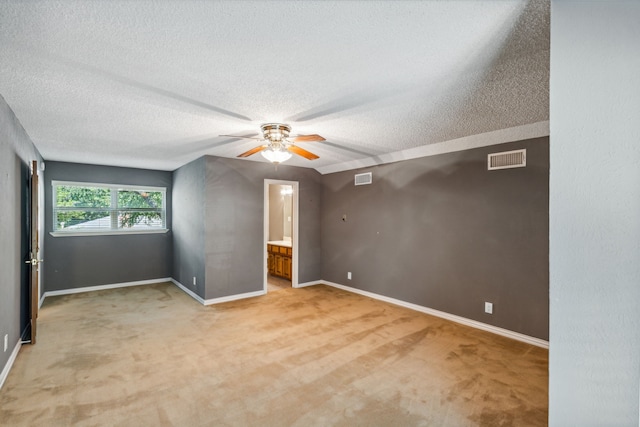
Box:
<box><xmin>0</xmin><ymin>1</ymin><xmax>549</xmax><ymax>173</ymax></box>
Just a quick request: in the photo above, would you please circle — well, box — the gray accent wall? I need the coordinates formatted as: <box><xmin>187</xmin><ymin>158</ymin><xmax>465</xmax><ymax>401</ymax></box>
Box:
<box><xmin>204</xmin><ymin>156</ymin><xmax>322</xmax><ymax>299</ymax></box>
<box><xmin>43</xmin><ymin>162</ymin><xmax>173</xmax><ymax>292</ymax></box>
<box><xmin>172</xmin><ymin>157</ymin><xmax>206</xmax><ymax>298</ymax></box>
<box><xmin>0</xmin><ymin>95</ymin><xmax>43</xmax><ymax>376</ymax></box>
<box><xmin>321</xmin><ymin>137</ymin><xmax>549</xmax><ymax>340</ymax></box>
<box><xmin>172</xmin><ymin>156</ymin><xmax>322</xmax><ymax>301</ymax></box>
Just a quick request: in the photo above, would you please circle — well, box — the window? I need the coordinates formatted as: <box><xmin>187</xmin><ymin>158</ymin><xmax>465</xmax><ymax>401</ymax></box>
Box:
<box><xmin>52</xmin><ymin>181</ymin><xmax>167</xmax><ymax>235</ymax></box>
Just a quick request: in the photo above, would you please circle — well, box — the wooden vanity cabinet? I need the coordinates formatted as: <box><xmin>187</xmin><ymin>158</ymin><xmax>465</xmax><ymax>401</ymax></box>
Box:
<box><xmin>267</xmin><ymin>244</ymin><xmax>292</xmax><ymax>280</ymax></box>
<box><xmin>282</xmin><ymin>256</ymin><xmax>291</xmax><ymax>280</ymax></box>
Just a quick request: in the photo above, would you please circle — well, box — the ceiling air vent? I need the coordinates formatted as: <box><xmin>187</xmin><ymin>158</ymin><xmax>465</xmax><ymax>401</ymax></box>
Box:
<box><xmin>354</xmin><ymin>172</ymin><xmax>372</xmax><ymax>186</ymax></box>
<box><xmin>488</xmin><ymin>149</ymin><xmax>526</xmax><ymax>170</ymax></box>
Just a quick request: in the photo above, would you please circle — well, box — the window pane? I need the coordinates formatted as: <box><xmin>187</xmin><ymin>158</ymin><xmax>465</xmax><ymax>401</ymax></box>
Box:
<box><xmin>118</xmin><ymin>210</ymin><xmax>164</xmax><ymax>229</ymax></box>
<box><xmin>118</xmin><ymin>190</ymin><xmax>163</xmax><ymax>209</ymax></box>
<box><xmin>56</xmin><ymin>186</ymin><xmax>111</xmax><ymax>208</ymax></box>
<box><xmin>53</xmin><ymin>182</ymin><xmax>167</xmax><ymax>234</ymax></box>
<box><xmin>55</xmin><ymin>210</ymin><xmax>112</xmax><ymax>230</ymax></box>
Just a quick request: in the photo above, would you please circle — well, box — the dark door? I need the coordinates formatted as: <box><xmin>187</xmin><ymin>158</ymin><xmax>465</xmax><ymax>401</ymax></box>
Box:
<box><xmin>19</xmin><ymin>161</ymin><xmax>31</xmax><ymax>340</ymax></box>
<box><xmin>21</xmin><ymin>160</ymin><xmax>40</xmax><ymax>344</ymax></box>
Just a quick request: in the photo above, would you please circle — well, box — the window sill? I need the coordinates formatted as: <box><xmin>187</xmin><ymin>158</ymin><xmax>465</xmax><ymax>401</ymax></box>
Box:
<box><xmin>50</xmin><ymin>229</ymin><xmax>169</xmax><ymax>237</ymax></box>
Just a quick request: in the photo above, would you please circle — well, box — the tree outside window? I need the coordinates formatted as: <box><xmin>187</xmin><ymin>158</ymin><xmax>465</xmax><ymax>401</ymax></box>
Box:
<box><xmin>53</xmin><ymin>182</ymin><xmax>166</xmax><ymax>233</ymax></box>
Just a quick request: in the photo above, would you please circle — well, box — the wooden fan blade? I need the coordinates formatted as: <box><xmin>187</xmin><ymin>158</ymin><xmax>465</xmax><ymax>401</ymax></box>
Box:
<box><xmin>237</xmin><ymin>145</ymin><xmax>267</xmax><ymax>158</ymax></box>
<box><xmin>288</xmin><ymin>145</ymin><xmax>319</xmax><ymax>160</ymax></box>
<box><xmin>291</xmin><ymin>134</ymin><xmax>326</xmax><ymax>142</ymax></box>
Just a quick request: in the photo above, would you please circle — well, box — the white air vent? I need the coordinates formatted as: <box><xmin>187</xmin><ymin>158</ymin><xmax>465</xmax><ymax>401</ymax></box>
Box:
<box><xmin>488</xmin><ymin>149</ymin><xmax>526</xmax><ymax>170</ymax></box>
<box><xmin>354</xmin><ymin>172</ymin><xmax>372</xmax><ymax>186</ymax></box>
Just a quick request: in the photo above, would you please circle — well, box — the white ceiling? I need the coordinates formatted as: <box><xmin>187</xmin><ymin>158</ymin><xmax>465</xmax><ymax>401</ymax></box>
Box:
<box><xmin>0</xmin><ymin>1</ymin><xmax>549</xmax><ymax>173</ymax></box>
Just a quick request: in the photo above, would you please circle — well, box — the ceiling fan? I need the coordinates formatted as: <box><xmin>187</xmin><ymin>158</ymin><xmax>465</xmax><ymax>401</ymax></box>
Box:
<box><xmin>221</xmin><ymin>123</ymin><xmax>325</xmax><ymax>164</ymax></box>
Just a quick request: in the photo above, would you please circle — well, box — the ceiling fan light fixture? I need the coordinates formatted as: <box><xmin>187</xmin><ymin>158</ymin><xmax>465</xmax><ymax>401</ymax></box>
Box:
<box><xmin>232</xmin><ymin>122</ymin><xmax>321</xmax><ymax>161</ymax></box>
<box><xmin>261</xmin><ymin>146</ymin><xmax>292</xmax><ymax>163</ymax></box>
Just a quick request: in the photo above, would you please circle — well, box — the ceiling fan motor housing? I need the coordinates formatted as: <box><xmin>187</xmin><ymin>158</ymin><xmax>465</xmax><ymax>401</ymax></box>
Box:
<box><xmin>261</xmin><ymin>123</ymin><xmax>291</xmax><ymax>142</ymax></box>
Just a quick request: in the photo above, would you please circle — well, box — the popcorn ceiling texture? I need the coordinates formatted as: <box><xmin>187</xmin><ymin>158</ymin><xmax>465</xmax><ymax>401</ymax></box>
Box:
<box><xmin>0</xmin><ymin>1</ymin><xmax>549</xmax><ymax>172</ymax></box>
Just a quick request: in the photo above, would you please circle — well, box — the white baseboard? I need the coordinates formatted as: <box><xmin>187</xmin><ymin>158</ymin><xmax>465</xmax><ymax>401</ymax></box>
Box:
<box><xmin>295</xmin><ymin>280</ymin><xmax>323</xmax><ymax>288</ymax></box>
<box><xmin>41</xmin><ymin>278</ymin><xmax>173</xmax><ymax>302</ymax></box>
<box><xmin>39</xmin><ymin>277</ymin><xmax>266</xmax><ymax>308</ymax></box>
<box><xmin>321</xmin><ymin>281</ymin><xmax>549</xmax><ymax>349</ymax></box>
<box><xmin>171</xmin><ymin>279</ymin><xmax>205</xmax><ymax>304</ymax></box>
<box><xmin>171</xmin><ymin>279</ymin><xmax>265</xmax><ymax>305</ymax></box>
<box><xmin>0</xmin><ymin>339</ymin><xmax>22</xmax><ymax>390</ymax></box>
<box><xmin>203</xmin><ymin>289</ymin><xmax>265</xmax><ymax>305</ymax></box>
<box><xmin>35</xmin><ymin>277</ymin><xmax>546</xmax><ymax>348</ymax></box>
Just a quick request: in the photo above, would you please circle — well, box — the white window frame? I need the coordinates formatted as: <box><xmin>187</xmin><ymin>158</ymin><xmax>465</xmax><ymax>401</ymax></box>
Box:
<box><xmin>50</xmin><ymin>180</ymin><xmax>168</xmax><ymax>237</ymax></box>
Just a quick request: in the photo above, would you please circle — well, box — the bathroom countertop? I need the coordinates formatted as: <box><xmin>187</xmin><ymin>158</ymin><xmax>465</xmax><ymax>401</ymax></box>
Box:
<box><xmin>267</xmin><ymin>240</ymin><xmax>292</xmax><ymax>247</ymax></box>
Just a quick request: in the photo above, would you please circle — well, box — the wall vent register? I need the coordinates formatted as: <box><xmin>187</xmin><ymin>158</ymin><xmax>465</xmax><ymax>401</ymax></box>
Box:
<box><xmin>488</xmin><ymin>149</ymin><xmax>526</xmax><ymax>170</ymax></box>
<box><xmin>354</xmin><ymin>172</ymin><xmax>372</xmax><ymax>186</ymax></box>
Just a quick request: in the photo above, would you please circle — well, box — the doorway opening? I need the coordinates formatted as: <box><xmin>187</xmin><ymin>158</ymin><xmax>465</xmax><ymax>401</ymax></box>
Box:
<box><xmin>264</xmin><ymin>180</ymin><xmax>299</xmax><ymax>292</ymax></box>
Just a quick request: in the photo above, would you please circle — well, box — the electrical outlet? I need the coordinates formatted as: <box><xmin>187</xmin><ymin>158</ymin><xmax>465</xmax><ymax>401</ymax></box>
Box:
<box><xmin>347</xmin><ymin>272</ymin><xmax>352</xmax><ymax>280</ymax></box>
<box><xmin>193</xmin><ymin>276</ymin><xmax>197</xmax><ymax>286</ymax></box>
<box><xmin>484</xmin><ymin>302</ymin><xmax>493</xmax><ymax>314</ymax></box>
<box><xmin>4</xmin><ymin>334</ymin><xmax>8</xmax><ymax>352</ymax></box>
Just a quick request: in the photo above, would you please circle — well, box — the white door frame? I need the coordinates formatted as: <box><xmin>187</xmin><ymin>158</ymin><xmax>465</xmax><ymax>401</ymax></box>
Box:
<box><xmin>264</xmin><ymin>179</ymin><xmax>299</xmax><ymax>291</ymax></box>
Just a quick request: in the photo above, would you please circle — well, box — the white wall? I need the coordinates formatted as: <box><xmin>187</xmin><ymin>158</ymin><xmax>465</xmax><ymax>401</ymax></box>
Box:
<box><xmin>550</xmin><ymin>2</ymin><xmax>640</xmax><ymax>425</ymax></box>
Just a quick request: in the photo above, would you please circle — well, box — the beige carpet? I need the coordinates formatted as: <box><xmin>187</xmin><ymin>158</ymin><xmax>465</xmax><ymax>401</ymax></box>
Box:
<box><xmin>0</xmin><ymin>283</ymin><xmax>548</xmax><ymax>426</ymax></box>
